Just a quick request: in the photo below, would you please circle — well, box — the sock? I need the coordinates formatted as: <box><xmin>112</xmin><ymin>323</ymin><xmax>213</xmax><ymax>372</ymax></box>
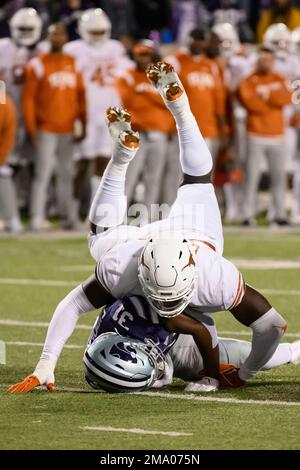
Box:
<box><xmin>239</xmin><ymin>308</ymin><xmax>287</xmax><ymax>381</ymax></box>
<box><xmin>40</xmin><ymin>285</ymin><xmax>95</xmax><ymax>366</ymax></box>
<box><xmin>164</xmin><ymin>93</ymin><xmax>213</xmax><ymax>177</ymax></box>
<box><xmin>91</xmin><ymin>175</ymin><xmax>101</xmax><ymax>200</ymax></box>
<box><xmin>89</xmin><ymin>143</ymin><xmax>137</xmax><ymax>228</ymax></box>
<box><xmin>262</xmin><ymin>343</ymin><xmax>292</xmax><ymax>369</ymax></box>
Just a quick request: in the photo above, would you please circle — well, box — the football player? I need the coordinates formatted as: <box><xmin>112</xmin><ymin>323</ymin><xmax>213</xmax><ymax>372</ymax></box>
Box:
<box><xmin>0</xmin><ymin>8</ymin><xmax>42</xmax><ymax>232</ymax></box>
<box><xmin>8</xmin><ymin>295</ymin><xmax>299</xmax><ymax>393</ymax></box>
<box><xmin>63</xmin><ymin>8</ymin><xmax>132</xmax><ymax>223</ymax></box>
<box><xmin>7</xmin><ymin>62</ymin><xmax>287</xmax><ymax>393</ymax></box>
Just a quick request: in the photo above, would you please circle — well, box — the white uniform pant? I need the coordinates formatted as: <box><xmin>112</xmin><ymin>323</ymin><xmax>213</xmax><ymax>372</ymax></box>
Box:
<box><xmin>242</xmin><ymin>136</ymin><xmax>287</xmax><ymax>221</ymax></box>
<box><xmin>125</xmin><ymin>131</ymin><xmax>168</xmax><ymax>208</ymax></box>
<box><xmin>30</xmin><ymin>131</ymin><xmax>74</xmax><ymax>221</ymax></box>
<box><xmin>89</xmin><ymin>182</ymin><xmax>224</xmax><ymax>262</ymax></box>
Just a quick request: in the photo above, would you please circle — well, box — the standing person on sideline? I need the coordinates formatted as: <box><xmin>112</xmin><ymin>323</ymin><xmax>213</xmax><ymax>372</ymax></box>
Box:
<box><xmin>166</xmin><ymin>28</ymin><xmax>227</xmax><ymax>161</ymax></box>
<box><xmin>0</xmin><ymin>92</ymin><xmax>21</xmax><ymax>233</ymax></box>
<box><xmin>23</xmin><ymin>23</ymin><xmax>86</xmax><ymax>231</ymax></box>
<box><xmin>238</xmin><ymin>47</ymin><xmax>291</xmax><ymax>226</ymax></box>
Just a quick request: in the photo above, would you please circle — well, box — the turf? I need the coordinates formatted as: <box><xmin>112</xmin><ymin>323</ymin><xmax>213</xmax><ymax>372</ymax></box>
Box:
<box><xmin>0</xmin><ymin>232</ymin><xmax>299</xmax><ymax>450</ymax></box>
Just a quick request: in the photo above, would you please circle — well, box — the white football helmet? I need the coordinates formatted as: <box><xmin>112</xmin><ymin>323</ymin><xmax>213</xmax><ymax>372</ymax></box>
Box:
<box><xmin>138</xmin><ymin>237</ymin><xmax>196</xmax><ymax>318</ymax></box>
<box><xmin>212</xmin><ymin>23</ymin><xmax>240</xmax><ymax>57</ymax></box>
<box><xmin>9</xmin><ymin>8</ymin><xmax>42</xmax><ymax>47</ymax></box>
<box><xmin>78</xmin><ymin>8</ymin><xmax>111</xmax><ymax>46</ymax></box>
<box><xmin>263</xmin><ymin>23</ymin><xmax>291</xmax><ymax>57</ymax></box>
<box><xmin>291</xmin><ymin>27</ymin><xmax>300</xmax><ymax>54</ymax></box>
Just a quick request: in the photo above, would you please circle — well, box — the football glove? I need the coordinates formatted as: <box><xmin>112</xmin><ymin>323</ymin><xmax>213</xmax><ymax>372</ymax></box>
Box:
<box><xmin>219</xmin><ymin>363</ymin><xmax>246</xmax><ymax>388</ymax></box>
<box><xmin>185</xmin><ymin>376</ymin><xmax>219</xmax><ymax>392</ymax></box>
<box><xmin>151</xmin><ymin>354</ymin><xmax>174</xmax><ymax>389</ymax></box>
<box><xmin>7</xmin><ymin>358</ymin><xmax>56</xmax><ymax>394</ymax></box>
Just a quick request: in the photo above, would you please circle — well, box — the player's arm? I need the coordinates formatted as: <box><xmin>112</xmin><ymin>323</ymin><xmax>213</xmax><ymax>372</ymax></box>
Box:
<box><xmin>7</xmin><ymin>274</ymin><xmax>114</xmax><ymax>393</ymax></box>
<box><xmin>164</xmin><ymin>314</ymin><xmax>220</xmax><ymax>383</ymax></box>
<box><xmin>229</xmin><ymin>284</ymin><xmax>287</xmax><ymax>383</ymax></box>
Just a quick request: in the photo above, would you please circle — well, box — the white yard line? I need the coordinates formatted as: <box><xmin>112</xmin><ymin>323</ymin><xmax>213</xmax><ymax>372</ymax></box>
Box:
<box><xmin>1</xmin><ymin>319</ymin><xmax>299</xmax><ymax>338</ymax></box>
<box><xmin>5</xmin><ymin>341</ymin><xmax>82</xmax><ymax>349</ymax></box>
<box><xmin>60</xmin><ymin>266</ymin><xmax>94</xmax><ymax>272</ymax></box>
<box><xmin>0</xmin><ymin>278</ymin><xmax>77</xmax><ymax>287</ymax></box>
<box><xmin>60</xmin><ymin>259</ymin><xmax>300</xmax><ymax>272</ymax></box>
<box><xmin>0</xmin><ymin>319</ymin><xmax>91</xmax><ymax>330</ymax></box>
<box><xmin>1</xmin><ymin>278</ymin><xmax>300</xmax><ymax>298</ymax></box>
<box><xmin>2</xmin><ymin>383</ymin><xmax>298</xmax><ymax>407</ymax></box>
<box><xmin>231</xmin><ymin>258</ymin><xmax>300</xmax><ymax>270</ymax></box>
<box><xmin>137</xmin><ymin>391</ymin><xmax>300</xmax><ymax>407</ymax></box>
<box><xmin>80</xmin><ymin>426</ymin><xmax>192</xmax><ymax>437</ymax></box>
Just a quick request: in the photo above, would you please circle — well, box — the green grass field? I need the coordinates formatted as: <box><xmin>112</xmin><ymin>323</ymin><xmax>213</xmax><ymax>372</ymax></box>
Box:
<box><xmin>0</xmin><ymin>231</ymin><xmax>299</xmax><ymax>450</ymax></box>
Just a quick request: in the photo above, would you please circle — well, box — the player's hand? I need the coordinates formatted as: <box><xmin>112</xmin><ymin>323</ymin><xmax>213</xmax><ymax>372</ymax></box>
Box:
<box><xmin>185</xmin><ymin>376</ymin><xmax>219</xmax><ymax>392</ymax></box>
<box><xmin>151</xmin><ymin>354</ymin><xmax>174</xmax><ymax>389</ymax></box>
<box><xmin>7</xmin><ymin>359</ymin><xmax>56</xmax><ymax>394</ymax></box>
<box><xmin>219</xmin><ymin>363</ymin><xmax>246</xmax><ymax>388</ymax></box>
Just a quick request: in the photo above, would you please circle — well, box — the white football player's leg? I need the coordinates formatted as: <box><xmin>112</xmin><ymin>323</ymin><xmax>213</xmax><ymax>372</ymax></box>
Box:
<box><xmin>263</xmin><ymin>340</ymin><xmax>300</xmax><ymax>368</ymax></box>
<box><xmin>146</xmin><ymin>62</ymin><xmax>212</xmax><ymax>177</ymax></box>
<box><xmin>89</xmin><ymin>107</ymin><xmax>140</xmax><ymax>229</ymax></box>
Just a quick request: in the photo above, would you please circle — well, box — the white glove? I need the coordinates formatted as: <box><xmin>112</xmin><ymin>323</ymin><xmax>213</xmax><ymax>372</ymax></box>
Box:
<box><xmin>7</xmin><ymin>358</ymin><xmax>56</xmax><ymax>393</ymax></box>
<box><xmin>151</xmin><ymin>354</ymin><xmax>174</xmax><ymax>389</ymax></box>
<box><xmin>184</xmin><ymin>376</ymin><xmax>219</xmax><ymax>393</ymax></box>
<box><xmin>33</xmin><ymin>358</ymin><xmax>56</xmax><ymax>386</ymax></box>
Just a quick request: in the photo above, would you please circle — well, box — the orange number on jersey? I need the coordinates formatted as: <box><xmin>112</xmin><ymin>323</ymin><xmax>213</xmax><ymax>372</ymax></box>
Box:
<box><xmin>91</xmin><ymin>64</ymin><xmax>115</xmax><ymax>87</ymax></box>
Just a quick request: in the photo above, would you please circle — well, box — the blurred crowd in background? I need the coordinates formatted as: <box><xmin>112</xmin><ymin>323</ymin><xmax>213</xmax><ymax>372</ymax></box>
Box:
<box><xmin>1</xmin><ymin>0</ymin><xmax>300</xmax><ymax>233</ymax></box>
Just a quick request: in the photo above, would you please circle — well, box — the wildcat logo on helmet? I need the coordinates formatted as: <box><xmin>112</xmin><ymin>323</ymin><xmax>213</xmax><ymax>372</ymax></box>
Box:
<box><xmin>83</xmin><ymin>332</ymin><xmax>163</xmax><ymax>392</ymax></box>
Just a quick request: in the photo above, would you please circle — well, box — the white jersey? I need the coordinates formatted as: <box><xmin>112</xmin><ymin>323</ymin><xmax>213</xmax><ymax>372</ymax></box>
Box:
<box><xmin>64</xmin><ymin>39</ymin><xmax>132</xmax><ymax>125</ymax></box>
<box><xmin>91</xmin><ymin>183</ymin><xmax>243</xmax><ymax>315</ymax></box>
<box><xmin>95</xmin><ymin>235</ymin><xmax>243</xmax><ymax>314</ymax></box>
<box><xmin>0</xmin><ymin>38</ymin><xmax>37</xmax><ymax>113</ymax></box>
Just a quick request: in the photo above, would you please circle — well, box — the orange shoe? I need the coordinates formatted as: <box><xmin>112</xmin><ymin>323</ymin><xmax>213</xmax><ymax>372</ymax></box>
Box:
<box><xmin>146</xmin><ymin>61</ymin><xmax>184</xmax><ymax>101</ymax></box>
<box><xmin>106</xmin><ymin>106</ymin><xmax>140</xmax><ymax>150</ymax></box>
<box><xmin>119</xmin><ymin>130</ymin><xmax>140</xmax><ymax>150</ymax></box>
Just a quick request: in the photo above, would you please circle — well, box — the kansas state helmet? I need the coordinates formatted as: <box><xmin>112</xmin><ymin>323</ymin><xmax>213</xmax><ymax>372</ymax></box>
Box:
<box><xmin>212</xmin><ymin>23</ymin><xmax>240</xmax><ymax>57</ymax></box>
<box><xmin>83</xmin><ymin>333</ymin><xmax>163</xmax><ymax>392</ymax></box>
<box><xmin>263</xmin><ymin>23</ymin><xmax>291</xmax><ymax>55</ymax></box>
<box><xmin>78</xmin><ymin>8</ymin><xmax>111</xmax><ymax>45</ymax></box>
<box><xmin>10</xmin><ymin>8</ymin><xmax>42</xmax><ymax>47</ymax></box>
<box><xmin>138</xmin><ymin>237</ymin><xmax>196</xmax><ymax>318</ymax></box>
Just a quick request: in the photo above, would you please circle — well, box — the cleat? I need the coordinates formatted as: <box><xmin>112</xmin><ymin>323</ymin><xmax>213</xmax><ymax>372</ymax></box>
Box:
<box><xmin>106</xmin><ymin>106</ymin><xmax>140</xmax><ymax>150</ymax></box>
<box><xmin>119</xmin><ymin>130</ymin><xmax>140</xmax><ymax>150</ymax></box>
<box><xmin>106</xmin><ymin>106</ymin><xmax>133</xmax><ymax>141</ymax></box>
<box><xmin>164</xmin><ymin>82</ymin><xmax>183</xmax><ymax>101</ymax></box>
<box><xmin>106</xmin><ymin>106</ymin><xmax>131</xmax><ymax>124</ymax></box>
<box><xmin>291</xmin><ymin>340</ymin><xmax>300</xmax><ymax>364</ymax></box>
<box><xmin>146</xmin><ymin>61</ymin><xmax>184</xmax><ymax>101</ymax></box>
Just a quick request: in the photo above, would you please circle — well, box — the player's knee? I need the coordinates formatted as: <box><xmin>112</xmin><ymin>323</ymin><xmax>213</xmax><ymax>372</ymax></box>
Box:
<box><xmin>251</xmin><ymin>308</ymin><xmax>287</xmax><ymax>339</ymax></box>
<box><xmin>181</xmin><ymin>171</ymin><xmax>212</xmax><ymax>186</ymax></box>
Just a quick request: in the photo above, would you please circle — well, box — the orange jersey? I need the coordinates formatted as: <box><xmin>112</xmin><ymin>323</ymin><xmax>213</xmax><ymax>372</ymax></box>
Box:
<box><xmin>115</xmin><ymin>67</ymin><xmax>175</xmax><ymax>133</ymax></box>
<box><xmin>238</xmin><ymin>71</ymin><xmax>291</xmax><ymax>137</ymax></box>
<box><xmin>23</xmin><ymin>52</ymin><xmax>86</xmax><ymax>134</ymax></box>
<box><xmin>0</xmin><ymin>95</ymin><xmax>16</xmax><ymax>165</ymax></box>
<box><xmin>168</xmin><ymin>51</ymin><xmax>226</xmax><ymax>138</ymax></box>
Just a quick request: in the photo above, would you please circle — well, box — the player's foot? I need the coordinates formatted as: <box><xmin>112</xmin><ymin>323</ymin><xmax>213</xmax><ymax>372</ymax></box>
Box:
<box><xmin>146</xmin><ymin>62</ymin><xmax>184</xmax><ymax>101</ymax></box>
<box><xmin>106</xmin><ymin>107</ymin><xmax>140</xmax><ymax>150</ymax></box>
<box><xmin>291</xmin><ymin>340</ymin><xmax>300</xmax><ymax>364</ymax></box>
<box><xmin>184</xmin><ymin>377</ymin><xmax>219</xmax><ymax>393</ymax></box>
